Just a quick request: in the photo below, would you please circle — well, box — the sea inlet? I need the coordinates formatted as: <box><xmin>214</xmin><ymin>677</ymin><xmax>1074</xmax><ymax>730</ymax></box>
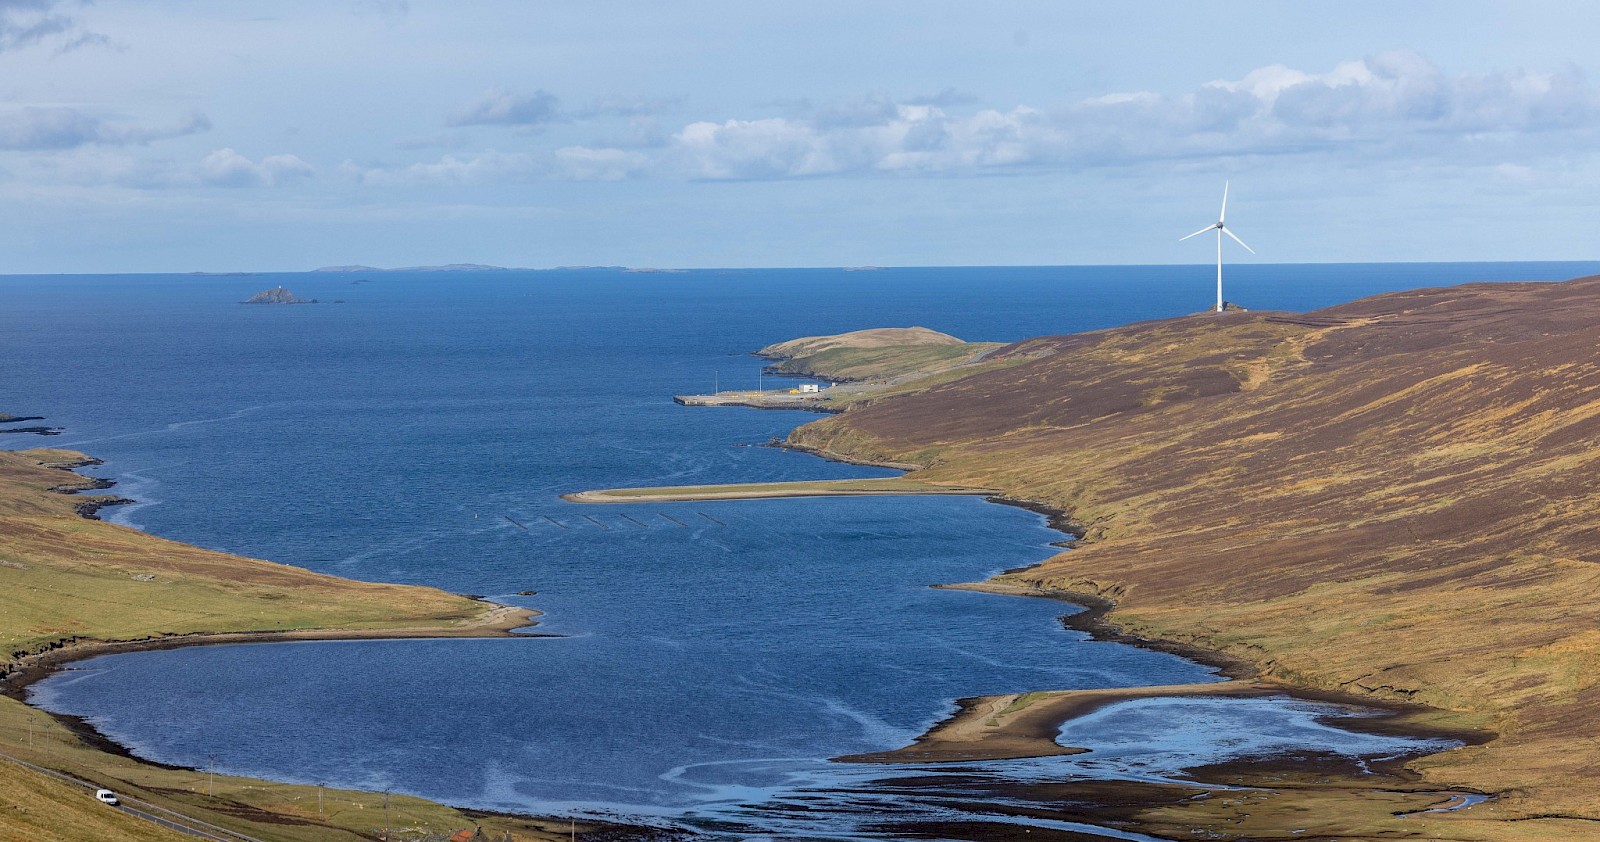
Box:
<box><xmin>6</xmin><ymin>265</ymin><xmax>1568</xmax><ymax>836</ymax></box>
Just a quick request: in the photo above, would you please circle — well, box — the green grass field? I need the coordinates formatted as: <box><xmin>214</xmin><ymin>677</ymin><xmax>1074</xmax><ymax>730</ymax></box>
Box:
<box><xmin>766</xmin><ymin>341</ymin><xmax>1003</xmax><ymax>383</ymax></box>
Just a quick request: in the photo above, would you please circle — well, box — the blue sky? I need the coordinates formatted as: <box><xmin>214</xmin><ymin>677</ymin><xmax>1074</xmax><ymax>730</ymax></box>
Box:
<box><xmin>1</xmin><ymin>1</ymin><xmax>1599</xmax><ymax>272</ymax></box>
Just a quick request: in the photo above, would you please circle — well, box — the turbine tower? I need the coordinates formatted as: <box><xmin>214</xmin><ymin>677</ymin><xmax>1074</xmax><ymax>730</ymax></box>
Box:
<box><xmin>1181</xmin><ymin>181</ymin><xmax>1254</xmax><ymax>313</ymax></box>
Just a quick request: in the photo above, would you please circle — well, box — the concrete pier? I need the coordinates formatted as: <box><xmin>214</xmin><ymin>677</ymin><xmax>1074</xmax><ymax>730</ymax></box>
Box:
<box><xmin>672</xmin><ymin>391</ymin><xmax>840</xmax><ymax>412</ymax></box>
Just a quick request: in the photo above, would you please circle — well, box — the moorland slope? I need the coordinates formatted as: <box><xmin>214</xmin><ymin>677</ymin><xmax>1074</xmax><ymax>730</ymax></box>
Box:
<box><xmin>789</xmin><ymin>276</ymin><xmax>1600</xmax><ymax>835</ymax></box>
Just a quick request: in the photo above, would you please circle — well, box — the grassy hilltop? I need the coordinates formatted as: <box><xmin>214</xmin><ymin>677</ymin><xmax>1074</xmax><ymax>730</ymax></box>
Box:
<box><xmin>0</xmin><ymin>447</ymin><xmax>583</xmax><ymax>842</ymax></box>
<box><xmin>783</xmin><ymin>277</ymin><xmax>1600</xmax><ymax>838</ymax></box>
<box><xmin>758</xmin><ymin>326</ymin><xmax>1003</xmax><ymax>383</ymax></box>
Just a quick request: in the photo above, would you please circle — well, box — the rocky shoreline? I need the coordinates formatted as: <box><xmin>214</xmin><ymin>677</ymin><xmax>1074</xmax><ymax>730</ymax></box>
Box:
<box><xmin>0</xmin><ymin>425</ymin><xmax>62</xmax><ymax>435</ymax></box>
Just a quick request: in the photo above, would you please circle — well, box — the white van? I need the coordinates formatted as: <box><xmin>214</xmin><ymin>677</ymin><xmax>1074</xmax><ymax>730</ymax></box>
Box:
<box><xmin>95</xmin><ymin>789</ymin><xmax>119</xmax><ymax>806</ymax></box>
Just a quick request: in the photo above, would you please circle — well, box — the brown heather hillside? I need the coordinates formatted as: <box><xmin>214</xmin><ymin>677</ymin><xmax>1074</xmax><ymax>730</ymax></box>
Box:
<box><xmin>789</xmin><ymin>276</ymin><xmax>1600</xmax><ymax>831</ymax></box>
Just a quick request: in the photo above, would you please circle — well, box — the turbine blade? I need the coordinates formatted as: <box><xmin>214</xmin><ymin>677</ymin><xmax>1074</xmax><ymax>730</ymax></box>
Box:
<box><xmin>1180</xmin><ymin>224</ymin><xmax>1214</xmax><ymax>242</ymax></box>
<box><xmin>1222</xmin><ymin>226</ymin><xmax>1255</xmax><ymax>254</ymax></box>
<box><xmin>1219</xmin><ymin>180</ymin><xmax>1229</xmax><ymax>223</ymax></box>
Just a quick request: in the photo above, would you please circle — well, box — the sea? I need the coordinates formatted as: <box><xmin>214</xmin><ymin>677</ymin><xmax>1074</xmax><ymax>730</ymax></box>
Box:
<box><xmin>5</xmin><ymin>262</ymin><xmax>1594</xmax><ymax>838</ymax></box>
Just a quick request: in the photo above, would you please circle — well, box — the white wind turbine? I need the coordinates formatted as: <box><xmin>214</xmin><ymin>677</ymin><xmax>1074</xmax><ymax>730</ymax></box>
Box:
<box><xmin>1180</xmin><ymin>181</ymin><xmax>1254</xmax><ymax>313</ymax></box>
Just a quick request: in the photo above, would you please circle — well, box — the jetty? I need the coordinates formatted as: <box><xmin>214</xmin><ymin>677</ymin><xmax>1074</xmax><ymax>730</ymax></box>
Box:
<box><xmin>672</xmin><ymin>390</ymin><xmax>840</xmax><ymax>412</ymax></box>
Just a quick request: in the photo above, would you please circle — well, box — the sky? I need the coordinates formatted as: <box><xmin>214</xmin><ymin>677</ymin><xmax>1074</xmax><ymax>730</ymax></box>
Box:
<box><xmin>1</xmin><ymin>1</ymin><xmax>1599</xmax><ymax>272</ymax></box>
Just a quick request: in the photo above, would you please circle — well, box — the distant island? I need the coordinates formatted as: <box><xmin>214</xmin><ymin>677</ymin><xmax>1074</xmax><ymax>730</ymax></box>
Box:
<box><xmin>312</xmin><ymin>263</ymin><xmax>675</xmax><ymax>273</ymax></box>
<box><xmin>243</xmin><ymin>286</ymin><xmax>315</xmax><ymax>304</ymax></box>
<box><xmin>313</xmin><ymin>263</ymin><xmax>521</xmax><ymax>273</ymax></box>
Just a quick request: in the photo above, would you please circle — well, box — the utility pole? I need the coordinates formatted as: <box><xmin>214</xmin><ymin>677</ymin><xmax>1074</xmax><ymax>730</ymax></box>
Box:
<box><xmin>714</xmin><ymin>369</ymin><xmax>719</xmax><ymax>395</ymax></box>
<box><xmin>318</xmin><ymin>783</ymin><xmax>324</xmax><ymax>820</ymax></box>
<box><xmin>382</xmin><ymin>789</ymin><xmax>391</xmax><ymax>842</ymax></box>
<box><xmin>207</xmin><ymin>754</ymin><xmax>216</xmax><ymax>797</ymax></box>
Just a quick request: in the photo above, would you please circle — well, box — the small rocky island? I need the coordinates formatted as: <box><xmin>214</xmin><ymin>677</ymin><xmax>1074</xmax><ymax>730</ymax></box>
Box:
<box><xmin>0</xmin><ymin>410</ymin><xmax>60</xmax><ymax>436</ymax></box>
<box><xmin>243</xmin><ymin>286</ymin><xmax>315</xmax><ymax>304</ymax></box>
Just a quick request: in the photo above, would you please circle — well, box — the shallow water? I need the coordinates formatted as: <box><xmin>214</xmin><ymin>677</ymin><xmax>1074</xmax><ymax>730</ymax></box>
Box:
<box><xmin>5</xmin><ymin>263</ymin><xmax>1586</xmax><ymax>835</ymax></box>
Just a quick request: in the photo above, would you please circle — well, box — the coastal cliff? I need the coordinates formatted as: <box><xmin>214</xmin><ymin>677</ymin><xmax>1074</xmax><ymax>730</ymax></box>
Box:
<box><xmin>784</xmin><ymin>277</ymin><xmax>1600</xmax><ymax>835</ymax></box>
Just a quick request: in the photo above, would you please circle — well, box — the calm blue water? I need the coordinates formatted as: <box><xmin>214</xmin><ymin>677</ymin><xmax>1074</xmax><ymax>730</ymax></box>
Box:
<box><xmin>6</xmin><ymin>263</ymin><xmax>1588</xmax><ymax>836</ymax></box>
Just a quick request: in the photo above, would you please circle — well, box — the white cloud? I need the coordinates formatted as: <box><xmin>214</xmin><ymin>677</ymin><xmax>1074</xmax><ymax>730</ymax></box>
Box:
<box><xmin>0</xmin><ymin>0</ymin><xmax>74</xmax><ymax>51</ymax></box>
<box><xmin>345</xmin><ymin>146</ymin><xmax>650</xmax><ymax>185</ymax></box>
<box><xmin>11</xmin><ymin>147</ymin><xmax>168</xmax><ymax>190</ymax></box>
<box><xmin>0</xmin><ymin>108</ymin><xmax>209</xmax><ymax>150</ymax></box>
<box><xmin>344</xmin><ymin>151</ymin><xmax>541</xmax><ymax>186</ymax></box>
<box><xmin>0</xmin><ymin>106</ymin><xmax>99</xmax><ymax>149</ymax></box>
<box><xmin>1494</xmin><ymin>162</ymin><xmax>1537</xmax><ymax>183</ymax></box>
<box><xmin>350</xmin><ymin>52</ymin><xmax>1600</xmax><ymax>186</ymax></box>
<box><xmin>198</xmin><ymin>148</ymin><xmax>313</xmax><ymax>187</ymax></box>
<box><xmin>553</xmin><ymin>146</ymin><xmax>647</xmax><ymax>181</ymax></box>
<box><xmin>672</xmin><ymin>118</ymin><xmax>833</xmax><ymax>179</ymax></box>
<box><xmin>657</xmin><ymin>51</ymin><xmax>1600</xmax><ymax>180</ymax></box>
<box><xmin>906</xmin><ymin>88</ymin><xmax>978</xmax><ymax>108</ymax></box>
<box><xmin>1181</xmin><ymin>51</ymin><xmax>1598</xmax><ymax>146</ymax></box>
<box><xmin>0</xmin><ymin>0</ymin><xmax>117</xmax><ymax>54</ymax></box>
<box><xmin>659</xmin><ymin>104</ymin><xmax>1068</xmax><ymax>180</ymax></box>
<box><xmin>448</xmin><ymin>88</ymin><xmax>561</xmax><ymax>127</ymax></box>
<box><xmin>571</xmin><ymin>94</ymin><xmax>683</xmax><ymax>120</ymax></box>
<box><xmin>4</xmin><ymin>145</ymin><xmax>313</xmax><ymax>192</ymax></box>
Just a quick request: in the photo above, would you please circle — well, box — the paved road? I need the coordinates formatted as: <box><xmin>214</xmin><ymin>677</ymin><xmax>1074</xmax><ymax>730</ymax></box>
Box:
<box><xmin>0</xmin><ymin>749</ymin><xmax>268</xmax><ymax>842</ymax></box>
